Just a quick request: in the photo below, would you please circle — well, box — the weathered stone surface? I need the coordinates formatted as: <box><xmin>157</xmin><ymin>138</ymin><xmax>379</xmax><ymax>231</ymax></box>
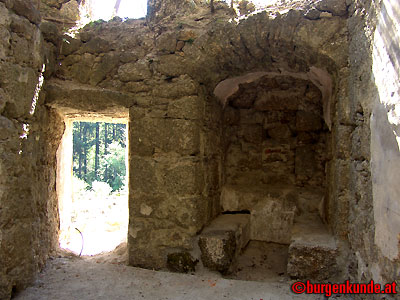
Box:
<box><xmin>10</xmin><ymin>14</ymin><xmax>34</xmax><ymax>40</ymax></box>
<box><xmin>10</xmin><ymin>32</ymin><xmax>32</xmax><ymax>64</ymax></box>
<box><xmin>130</xmin><ymin>157</ymin><xmax>157</xmax><ymax>194</ymax></box>
<box><xmin>167</xmin><ymin>96</ymin><xmax>202</xmax><ymax>120</ymax></box>
<box><xmin>199</xmin><ymin>230</ymin><xmax>236</xmax><ymax>274</ymax></box>
<box><xmin>0</xmin><ymin>88</ymin><xmax>9</xmax><ymax>113</ymax></box>
<box><xmin>223</xmin><ymin>107</ymin><xmax>240</xmax><ymax>125</ymax></box>
<box><xmin>130</xmin><ymin>156</ymin><xmax>203</xmax><ymax>197</ymax></box>
<box><xmin>251</xmin><ymin>199</ymin><xmax>296</xmax><ymax>244</ymax></box>
<box><xmin>315</xmin><ymin>0</ymin><xmax>347</xmax><ymax>16</ymax></box>
<box><xmin>131</xmin><ymin>118</ymin><xmax>200</xmax><ymax>156</ymax></box>
<box><xmin>296</xmin><ymin>111</ymin><xmax>322</xmax><ymax>131</ymax></box>
<box><xmin>164</xmin><ymin>160</ymin><xmax>203</xmax><ymax>196</ymax></box>
<box><xmin>43</xmin><ymin>42</ymin><xmax>57</xmax><ymax>78</ymax></box>
<box><xmin>152</xmin><ymin>195</ymin><xmax>207</xmax><ymax>233</ymax></box>
<box><xmin>81</xmin><ymin>37</ymin><xmax>111</xmax><ymax>54</ymax></box>
<box><xmin>118</xmin><ymin>61</ymin><xmax>151</xmax><ymax>82</ymax></box>
<box><xmin>239</xmin><ymin>109</ymin><xmax>264</xmax><ymax>125</ymax></box>
<box><xmin>155</xmin><ymin>54</ymin><xmax>190</xmax><ymax>77</ymax></box>
<box><xmin>305</xmin><ymin>8</ymin><xmax>321</xmax><ymax>20</ymax></box>
<box><xmin>68</xmin><ymin>53</ymin><xmax>95</xmax><ymax>83</ymax></box>
<box><xmin>89</xmin><ymin>53</ymin><xmax>119</xmax><ymax>85</ymax></box>
<box><xmin>223</xmin><ymin>79</ymin><xmax>326</xmax><ymax>188</ymax></box>
<box><xmin>156</xmin><ymin>32</ymin><xmax>177</xmax><ymax>54</ymax></box>
<box><xmin>45</xmin><ymin>0</ymin><xmax>70</xmax><ymax>9</ymax></box>
<box><xmin>221</xmin><ymin>185</ymin><xmax>259</xmax><ymax>212</ymax></box>
<box><xmin>268</xmin><ymin>124</ymin><xmax>292</xmax><ymax>140</ymax></box>
<box><xmin>333</xmin><ymin>124</ymin><xmax>352</xmax><ymax>159</ymax></box>
<box><xmin>60</xmin><ymin>35</ymin><xmax>81</xmax><ymax>56</ymax></box>
<box><xmin>295</xmin><ymin>145</ymin><xmax>319</xmax><ymax>186</ymax></box>
<box><xmin>254</xmin><ymin>91</ymin><xmax>300</xmax><ymax>111</ymax></box>
<box><xmin>147</xmin><ymin>0</ymin><xmax>198</xmax><ymax>22</ymax></box>
<box><xmin>45</xmin><ymin>79</ymin><xmax>135</xmax><ymax>113</ymax></box>
<box><xmin>2</xmin><ymin>0</ymin><xmax>399</xmax><ymax>294</ymax></box>
<box><xmin>287</xmin><ymin>216</ymin><xmax>338</xmax><ymax>280</ymax></box>
<box><xmin>240</xmin><ymin>124</ymin><xmax>264</xmax><ymax>144</ymax></box>
<box><xmin>39</xmin><ymin>0</ymin><xmax>79</xmax><ymax>28</ymax></box>
<box><xmin>237</xmin><ymin>0</ymin><xmax>256</xmax><ymax>15</ymax></box>
<box><xmin>128</xmin><ymin>216</ymin><xmax>194</xmax><ymax>270</ymax></box>
<box><xmin>0</xmin><ymin>26</ymin><xmax>11</xmax><ymax>61</ymax></box>
<box><xmin>199</xmin><ymin>214</ymin><xmax>250</xmax><ymax>274</ymax></box>
<box><xmin>175</xmin><ymin>40</ymin><xmax>185</xmax><ymax>52</ymax></box>
<box><xmin>152</xmin><ymin>75</ymin><xmax>198</xmax><ymax>98</ymax></box>
<box><xmin>123</xmin><ymin>81</ymin><xmax>150</xmax><ymax>93</ymax></box>
<box><xmin>0</xmin><ymin>62</ymin><xmax>38</xmax><ymax>118</ymax></box>
<box><xmin>0</xmin><ymin>115</ymin><xmax>17</xmax><ymax>140</ymax></box>
<box><xmin>167</xmin><ymin>252</ymin><xmax>198</xmax><ymax>273</ymax></box>
<box><xmin>11</xmin><ymin>0</ymin><xmax>40</xmax><ymax>24</ymax></box>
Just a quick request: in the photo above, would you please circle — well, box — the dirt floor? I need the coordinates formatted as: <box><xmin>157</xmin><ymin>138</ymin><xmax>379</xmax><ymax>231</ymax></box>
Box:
<box><xmin>229</xmin><ymin>241</ymin><xmax>289</xmax><ymax>283</ymax></box>
<box><xmin>13</xmin><ymin>242</ymin><xmax>351</xmax><ymax>300</ymax></box>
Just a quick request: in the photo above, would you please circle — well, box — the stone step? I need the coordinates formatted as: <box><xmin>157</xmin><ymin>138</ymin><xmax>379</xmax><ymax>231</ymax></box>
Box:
<box><xmin>198</xmin><ymin>214</ymin><xmax>250</xmax><ymax>274</ymax></box>
<box><xmin>287</xmin><ymin>214</ymin><xmax>338</xmax><ymax>280</ymax></box>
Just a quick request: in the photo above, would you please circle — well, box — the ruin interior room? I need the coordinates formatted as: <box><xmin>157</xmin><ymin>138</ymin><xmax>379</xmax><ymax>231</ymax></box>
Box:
<box><xmin>0</xmin><ymin>0</ymin><xmax>399</xmax><ymax>299</ymax></box>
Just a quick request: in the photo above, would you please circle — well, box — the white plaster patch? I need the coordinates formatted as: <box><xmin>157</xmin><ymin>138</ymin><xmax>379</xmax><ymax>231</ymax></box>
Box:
<box><xmin>130</xmin><ymin>228</ymin><xmax>141</xmax><ymax>239</ymax></box>
<box><xmin>371</xmin><ymin>0</ymin><xmax>400</xmax><ymax>261</ymax></box>
<box><xmin>355</xmin><ymin>251</ymin><xmax>367</xmax><ymax>281</ymax></box>
<box><xmin>140</xmin><ymin>203</ymin><xmax>153</xmax><ymax>216</ymax></box>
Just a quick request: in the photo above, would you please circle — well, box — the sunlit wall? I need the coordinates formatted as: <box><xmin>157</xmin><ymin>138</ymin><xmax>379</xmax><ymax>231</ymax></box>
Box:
<box><xmin>371</xmin><ymin>0</ymin><xmax>400</xmax><ymax>261</ymax></box>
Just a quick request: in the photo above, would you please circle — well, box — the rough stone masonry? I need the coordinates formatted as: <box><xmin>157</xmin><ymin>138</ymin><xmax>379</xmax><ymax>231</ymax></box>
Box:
<box><xmin>0</xmin><ymin>0</ymin><xmax>399</xmax><ymax>299</ymax></box>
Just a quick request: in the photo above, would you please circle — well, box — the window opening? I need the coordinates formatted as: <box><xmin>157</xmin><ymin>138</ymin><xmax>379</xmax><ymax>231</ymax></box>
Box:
<box><xmin>81</xmin><ymin>0</ymin><xmax>147</xmax><ymax>24</ymax></box>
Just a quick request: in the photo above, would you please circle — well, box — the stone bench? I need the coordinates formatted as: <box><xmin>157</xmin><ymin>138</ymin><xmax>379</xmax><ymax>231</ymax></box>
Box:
<box><xmin>287</xmin><ymin>214</ymin><xmax>338</xmax><ymax>280</ymax></box>
<box><xmin>220</xmin><ymin>184</ymin><xmax>324</xmax><ymax>244</ymax></box>
<box><xmin>198</xmin><ymin>214</ymin><xmax>250</xmax><ymax>274</ymax></box>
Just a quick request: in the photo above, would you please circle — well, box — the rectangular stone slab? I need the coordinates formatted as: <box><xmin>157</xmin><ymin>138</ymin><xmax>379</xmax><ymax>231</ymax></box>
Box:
<box><xmin>198</xmin><ymin>214</ymin><xmax>250</xmax><ymax>274</ymax></box>
<box><xmin>287</xmin><ymin>214</ymin><xmax>338</xmax><ymax>280</ymax></box>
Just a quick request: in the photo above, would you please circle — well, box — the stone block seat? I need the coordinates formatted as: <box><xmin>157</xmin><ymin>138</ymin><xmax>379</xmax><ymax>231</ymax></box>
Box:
<box><xmin>220</xmin><ymin>184</ymin><xmax>325</xmax><ymax>244</ymax></box>
<box><xmin>198</xmin><ymin>214</ymin><xmax>250</xmax><ymax>274</ymax></box>
<box><xmin>287</xmin><ymin>214</ymin><xmax>338</xmax><ymax>280</ymax></box>
<box><xmin>199</xmin><ymin>184</ymin><xmax>338</xmax><ymax>280</ymax></box>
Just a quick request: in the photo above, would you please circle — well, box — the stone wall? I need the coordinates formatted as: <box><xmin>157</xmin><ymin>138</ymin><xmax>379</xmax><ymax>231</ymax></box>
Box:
<box><xmin>0</xmin><ymin>1</ymin><xmax>64</xmax><ymax>299</ymax></box>
<box><xmin>45</xmin><ymin>11</ymin><xmax>226</xmax><ymax>268</ymax></box>
<box><xmin>6</xmin><ymin>0</ymin><xmax>400</xmax><ymax>297</ymax></box>
<box><xmin>347</xmin><ymin>0</ymin><xmax>400</xmax><ymax>295</ymax></box>
<box><xmin>46</xmin><ymin>0</ymin><xmax>350</xmax><ymax>271</ymax></box>
<box><xmin>222</xmin><ymin>75</ymin><xmax>327</xmax><ymax>188</ymax></box>
<box><xmin>40</xmin><ymin>0</ymin><xmax>80</xmax><ymax>28</ymax></box>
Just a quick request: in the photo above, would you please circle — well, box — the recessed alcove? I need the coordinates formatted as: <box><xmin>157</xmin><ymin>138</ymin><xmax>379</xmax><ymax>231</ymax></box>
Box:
<box><xmin>198</xmin><ymin>71</ymin><xmax>337</xmax><ymax>280</ymax></box>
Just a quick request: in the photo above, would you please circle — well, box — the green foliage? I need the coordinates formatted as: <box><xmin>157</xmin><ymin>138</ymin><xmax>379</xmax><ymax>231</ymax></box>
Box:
<box><xmin>86</xmin><ymin>19</ymin><xmax>106</xmax><ymax>27</ymax></box>
<box><xmin>72</xmin><ymin>121</ymin><xmax>126</xmax><ymax>192</ymax></box>
<box><xmin>101</xmin><ymin>141</ymin><xmax>126</xmax><ymax>191</ymax></box>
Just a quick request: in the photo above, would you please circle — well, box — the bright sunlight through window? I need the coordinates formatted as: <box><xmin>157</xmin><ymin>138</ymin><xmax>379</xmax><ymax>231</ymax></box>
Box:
<box><xmin>59</xmin><ymin>120</ymin><xmax>128</xmax><ymax>256</ymax></box>
<box><xmin>90</xmin><ymin>0</ymin><xmax>147</xmax><ymax>21</ymax></box>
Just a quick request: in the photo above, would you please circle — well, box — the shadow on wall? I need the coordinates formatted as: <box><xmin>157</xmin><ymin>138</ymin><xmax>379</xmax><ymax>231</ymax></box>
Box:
<box><xmin>371</xmin><ymin>0</ymin><xmax>400</xmax><ymax>262</ymax></box>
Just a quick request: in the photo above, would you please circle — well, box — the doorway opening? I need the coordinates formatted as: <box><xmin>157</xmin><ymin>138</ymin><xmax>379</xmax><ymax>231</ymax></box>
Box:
<box><xmin>58</xmin><ymin>118</ymin><xmax>128</xmax><ymax>256</ymax></box>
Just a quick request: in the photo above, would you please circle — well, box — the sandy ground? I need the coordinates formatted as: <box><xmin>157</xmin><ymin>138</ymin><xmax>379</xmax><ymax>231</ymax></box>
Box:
<box><xmin>230</xmin><ymin>241</ymin><xmax>289</xmax><ymax>282</ymax></box>
<box><xmin>13</xmin><ymin>243</ymin><xmax>322</xmax><ymax>300</ymax></box>
<box><xmin>14</xmin><ymin>241</ymin><xmax>355</xmax><ymax>300</ymax></box>
<box><xmin>14</xmin><ymin>259</ymin><xmax>318</xmax><ymax>300</ymax></box>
